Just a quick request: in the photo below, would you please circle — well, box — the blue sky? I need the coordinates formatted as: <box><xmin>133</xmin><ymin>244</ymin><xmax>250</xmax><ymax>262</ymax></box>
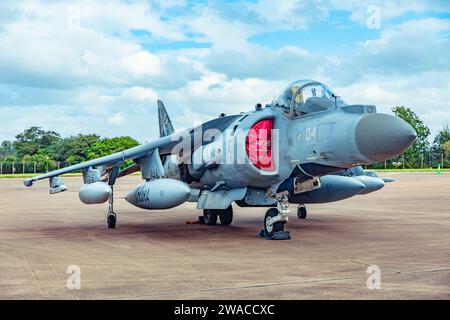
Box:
<box><xmin>0</xmin><ymin>0</ymin><xmax>449</xmax><ymax>142</ymax></box>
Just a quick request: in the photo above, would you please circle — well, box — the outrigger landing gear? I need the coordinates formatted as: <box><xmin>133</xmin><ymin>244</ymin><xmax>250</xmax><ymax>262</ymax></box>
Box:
<box><xmin>297</xmin><ymin>204</ymin><xmax>307</xmax><ymax>219</ymax></box>
<box><xmin>107</xmin><ymin>212</ymin><xmax>117</xmax><ymax>229</ymax></box>
<box><xmin>259</xmin><ymin>192</ymin><xmax>291</xmax><ymax>240</ymax></box>
<box><xmin>199</xmin><ymin>206</ymin><xmax>234</xmax><ymax>226</ymax></box>
<box><xmin>107</xmin><ymin>186</ymin><xmax>117</xmax><ymax>229</ymax></box>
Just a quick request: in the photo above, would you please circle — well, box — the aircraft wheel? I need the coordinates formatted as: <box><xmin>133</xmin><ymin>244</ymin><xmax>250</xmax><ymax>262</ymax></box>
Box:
<box><xmin>107</xmin><ymin>213</ymin><xmax>117</xmax><ymax>229</ymax></box>
<box><xmin>297</xmin><ymin>205</ymin><xmax>307</xmax><ymax>219</ymax></box>
<box><xmin>203</xmin><ymin>209</ymin><xmax>218</xmax><ymax>226</ymax></box>
<box><xmin>264</xmin><ymin>208</ymin><xmax>284</xmax><ymax>236</ymax></box>
<box><xmin>218</xmin><ymin>206</ymin><xmax>233</xmax><ymax>226</ymax></box>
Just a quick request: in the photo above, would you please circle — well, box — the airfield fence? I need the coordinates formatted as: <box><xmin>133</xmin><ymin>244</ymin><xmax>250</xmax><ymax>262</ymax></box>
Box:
<box><xmin>365</xmin><ymin>152</ymin><xmax>449</xmax><ymax>170</ymax></box>
<box><xmin>0</xmin><ymin>153</ymin><xmax>449</xmax><ymax>175</ymax></box>
<box><xmin>0</xmin><ymin>161</ymin><xmax>71</xmax><ymax>175</ymax></box>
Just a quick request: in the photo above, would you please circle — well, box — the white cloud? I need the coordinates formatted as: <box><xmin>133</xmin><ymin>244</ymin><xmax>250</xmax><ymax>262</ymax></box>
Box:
<box><xmin>358</xmin><ymin>18</ymin><xmax>450</xmax><ymax>74</ymax></box>
<box><xmin>329</xmin><ymin>0</ymin><xmax>450</xmax><ymax>25</ymax></box>
<box><xmin>121</xmin><ymin>87</ymin><xmax>159</xmax><ymax>103</ymax></box>
<box><xmin>107</xmin><ymin>113</ymin><xmax>124</xmax><ymax>125</ymax></box>
<box><xmin>167</xmin><ymin>72</ymin><xmax>282</xmax><ymax>115</ymax></box>
<box><xmin>0</xmin><ymin>0</ymin><xmax>449</xmax><ymax>144</ymax></box>
<box><xmin>188</xmin><ymin>10</ymin><xmax>255</xmax><ymax>51</ymax></box>
<box><xmin>123</xmin><ymin>51</ymin><xmax>162</xmax><ymax>78</ymax></box>
<box><xmin>335</xmin><ymin>71</ymin><xmax>450</xmax><ymax>136</ymax></box>
<box><xmin>70</xmin><ymin>0</ymin><xmax>187</xmax><ymax>41</ymax></box>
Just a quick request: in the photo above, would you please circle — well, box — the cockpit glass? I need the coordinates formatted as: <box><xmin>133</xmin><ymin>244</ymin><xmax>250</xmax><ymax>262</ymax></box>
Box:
<box><xmin>272</xmin><ymin>80</ymin><xmax>346</xmax><ymax>117</ymax></box>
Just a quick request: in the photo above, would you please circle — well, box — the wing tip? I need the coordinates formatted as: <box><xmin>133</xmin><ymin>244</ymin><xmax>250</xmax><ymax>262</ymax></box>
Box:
<box><xmin>23</xmin><ymin>178</ymin><xmax>34</xmax><ymax>187</ymax></box>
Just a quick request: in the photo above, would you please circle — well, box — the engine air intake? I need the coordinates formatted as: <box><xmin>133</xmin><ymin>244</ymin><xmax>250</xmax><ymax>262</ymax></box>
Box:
<box><xmin>246</xmin><ymin>119</ymin><xmax>275</xmax><ymax>171</ymax></box>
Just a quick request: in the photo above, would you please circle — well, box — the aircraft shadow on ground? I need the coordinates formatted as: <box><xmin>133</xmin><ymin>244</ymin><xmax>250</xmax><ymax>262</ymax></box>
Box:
<box><xmin>19</xmin><ymin>214</ymin><xmax>353</xmax><ymax>242</ymax></box>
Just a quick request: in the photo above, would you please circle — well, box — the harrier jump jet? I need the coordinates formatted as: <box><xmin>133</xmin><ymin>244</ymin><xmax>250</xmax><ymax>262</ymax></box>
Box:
<box><xmin>23</xmin><ymin>80</ymin><xmax>416</xmax><ymax>239</ymax></box>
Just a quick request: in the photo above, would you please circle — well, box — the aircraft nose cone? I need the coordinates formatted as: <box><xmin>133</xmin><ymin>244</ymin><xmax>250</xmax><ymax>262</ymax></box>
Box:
<box><xmin>356</xmin><ymin>114</ymin><xmax>416</xmax><ymax>162</ymax></box>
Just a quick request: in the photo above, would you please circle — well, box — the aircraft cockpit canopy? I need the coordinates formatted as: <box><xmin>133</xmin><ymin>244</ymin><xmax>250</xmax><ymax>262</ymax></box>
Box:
<box><xmin>272</xmin><ymin>80</ymin><xmax>346</xmax><ymax>117</ymax></box>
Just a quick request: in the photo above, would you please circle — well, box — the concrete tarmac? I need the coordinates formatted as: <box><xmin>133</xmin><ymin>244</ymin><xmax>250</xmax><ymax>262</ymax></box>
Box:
<box><xmin>0</xmin><ymin>172</ymin><xmax>449</xmax><ymax>299</ymax></box>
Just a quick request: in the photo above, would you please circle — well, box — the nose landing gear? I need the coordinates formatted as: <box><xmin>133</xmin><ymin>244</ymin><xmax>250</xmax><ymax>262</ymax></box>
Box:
<box><xmin>264</xmin><ymin>208</ymin><xmax>285</xmax><ymax>234</ymax></box>
<box><xmin>260</xmin><ymin>192</ymin><xmax>291</xmax><ymax>240</ymax></box>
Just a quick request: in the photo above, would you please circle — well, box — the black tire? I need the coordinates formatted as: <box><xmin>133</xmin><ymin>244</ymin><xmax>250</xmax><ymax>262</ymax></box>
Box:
<box><xmin>218</xmin><ymin>206</ymin><xmax>233</xmax><ymax>226</ymax></box>
<box><xmin>264</xmin><ymin>208</ymin><xmax>284</xmax><ymax>236</ymax></box>
<box><xmin>107</xmin><ymin>213</ymin><xmax>117</xmax><ymax>229</ymax></box>
<box><xmin>297</xmin><ymin>206</ymin><xmax>307</xmax><ymax>219</ymax></box>
<box><xmin>203</xmin><ymin>209</ymin><xmax>218</xmax><ymax>226</ymax></box>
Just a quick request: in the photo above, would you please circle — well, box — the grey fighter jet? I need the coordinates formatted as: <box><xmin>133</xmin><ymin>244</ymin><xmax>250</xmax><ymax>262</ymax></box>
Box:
<box><xmin>23</xmin><ymin>80</ymin><xmax>416</xmax><ymax>239</ymax></box>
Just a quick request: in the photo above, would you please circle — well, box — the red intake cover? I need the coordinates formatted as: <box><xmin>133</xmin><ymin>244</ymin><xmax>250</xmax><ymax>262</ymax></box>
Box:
<box><xmin>246</xmin><ymin>119</ymin><xmax>275</xmax><ymax>171</ymax></box>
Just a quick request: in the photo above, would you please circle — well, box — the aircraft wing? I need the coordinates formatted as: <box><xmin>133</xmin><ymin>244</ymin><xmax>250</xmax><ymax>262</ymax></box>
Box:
<box><xmin>23</xmin><ymin>114</ymin><xmax>241</xmax><ymax>187</ymax></box>
<box><xmin>23</xmin><ymin>134</ymin><xmax>177</xmax><ymax>187</ymax></box>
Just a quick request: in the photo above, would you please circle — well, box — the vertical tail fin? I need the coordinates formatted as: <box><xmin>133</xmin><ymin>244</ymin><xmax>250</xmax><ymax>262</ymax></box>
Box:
<box><xmin>157</xmin><ymin>100</ymin><xmax>174</xmax><ymax>137</ymax></box>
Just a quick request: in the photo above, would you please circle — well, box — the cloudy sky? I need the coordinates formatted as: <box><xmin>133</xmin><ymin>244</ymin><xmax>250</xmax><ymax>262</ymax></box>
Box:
<box><xmin>0</xmin><ymin>0</ymin><xmax>449</xmax><ymax>143</ymax></box>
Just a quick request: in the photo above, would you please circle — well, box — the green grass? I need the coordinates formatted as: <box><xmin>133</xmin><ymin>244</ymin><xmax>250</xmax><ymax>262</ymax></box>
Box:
<box><xmin>367</xmin><ymin>168</ymin><xmax>450</xmax><ymax>173</ymax></box>
<box><xmin>0</xmin><ymin>172</ymin><xmax>142</xmax><ymax>179</ymax></box>
<box><xmin>0</xmin><ymin>173</ymin><xmax>83</xmax><ymax>178</ymax></box>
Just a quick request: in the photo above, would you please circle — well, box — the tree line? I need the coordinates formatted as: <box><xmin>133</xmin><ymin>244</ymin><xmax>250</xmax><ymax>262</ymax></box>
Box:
<box><xmin>0</xmin><ymin>127</ymin><xmax>139</xmax><ymax>168</ymax></box>
<box><xmin>383</xmin><ymin>106</ymin><xmax>449</xmax><ymax>169</ymax></box>
<box><xmin>0</xmin><ymin>106</ymin><xmax>449</xmax><ymax>170</ymax></box>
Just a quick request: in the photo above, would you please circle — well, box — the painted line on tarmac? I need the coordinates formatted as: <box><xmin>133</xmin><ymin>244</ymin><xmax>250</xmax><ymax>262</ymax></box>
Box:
<box><xmin>105</xmin><ymin>267</ymin><xmax>450</xmax><ymax>299</ymax></box>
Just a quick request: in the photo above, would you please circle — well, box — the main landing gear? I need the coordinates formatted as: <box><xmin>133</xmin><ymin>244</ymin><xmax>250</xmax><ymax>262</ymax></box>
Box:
<box><xmin>107</xmin><ymin>186</ymin><xmax>117</xmax><ymax>229</ymax></box>
<box><xmin>200</xmin><ymin>205</ymin><xmax>233</xmax><ymax>226</ymax></box>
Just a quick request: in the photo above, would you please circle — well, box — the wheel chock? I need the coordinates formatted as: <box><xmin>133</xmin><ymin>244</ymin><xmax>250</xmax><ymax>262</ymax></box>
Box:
<box><xmin>257</xmin><ymin>229</ymin><xmax>291</xmax><ymax>240</ymax></box>
<box><xmin>197</xmin><ymin>216</ymin><xmax>206</xmax><ymax>224</ymax></box>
